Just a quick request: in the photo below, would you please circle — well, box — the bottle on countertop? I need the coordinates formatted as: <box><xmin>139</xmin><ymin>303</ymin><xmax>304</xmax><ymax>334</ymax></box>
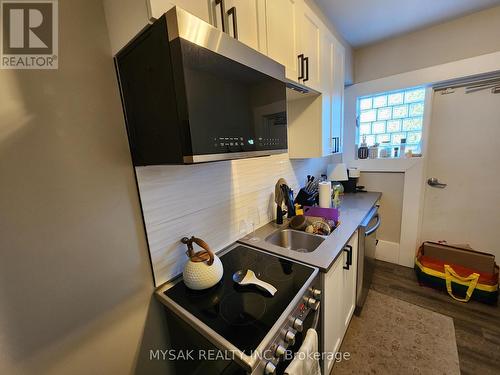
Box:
<box><xmin>358</xmin><ymin>135</ymin><xmax>369</xmax><ymax>159</ymax></box>
<box><xmin>399</xmin><ymin>138</ymin><xmax>406</xmax><ymax>158</ymax></box>
<box><xmin>369</xmin><ymin>143</ymin><xmax>379</xmax><ymax>159</ymax></box>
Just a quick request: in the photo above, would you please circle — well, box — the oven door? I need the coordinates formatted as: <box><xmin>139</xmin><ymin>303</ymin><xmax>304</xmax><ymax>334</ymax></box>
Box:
<box><xmin>272</xmin><ymin>303</ymin><xmax>322</xmax><ymax>374</ymax></box>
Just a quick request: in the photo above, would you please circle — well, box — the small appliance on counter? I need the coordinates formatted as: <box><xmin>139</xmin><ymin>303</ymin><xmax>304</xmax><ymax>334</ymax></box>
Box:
<box><xmin>155</xmin><ymin>243</ymin><xmax>321</xmax><ymax>375</ymax></box>
<box><xmin>181</xmin><ymin>236</ymin><xmax>223</xmax><ymax>290</ymax></box>
<box><xmin>115</xmin><ymin>6</ymin><xmax>287</xmax><ymax>165</ymax></box>
<box><xmin>341</xmin><ymin>167</ymin><xmax>367</xmax><ymax>193</ymax></box>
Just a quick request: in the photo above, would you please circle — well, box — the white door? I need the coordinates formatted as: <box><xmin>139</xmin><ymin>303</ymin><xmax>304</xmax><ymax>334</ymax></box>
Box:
<box><xmin>421</xmin><ymin>85</ymin><xmax>500</xmax><ymax>259</ymax></box>
<box><xmin>265</xmin><ymin>0</ymin><xmax>299</xmax><ymax>81</ymax></box>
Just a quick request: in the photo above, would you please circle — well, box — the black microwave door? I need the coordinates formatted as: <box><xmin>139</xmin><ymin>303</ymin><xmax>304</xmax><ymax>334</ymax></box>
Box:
<box><xmin>177</xmin><ymin>38</ymin><xmax>287</xmax><ymax>156</ymax></box>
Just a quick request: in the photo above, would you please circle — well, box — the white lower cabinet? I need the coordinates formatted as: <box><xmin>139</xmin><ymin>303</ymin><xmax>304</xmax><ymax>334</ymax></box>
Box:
<box><xmin>322</xmin><ymin>230</ymin><xmax>358</xmax><ymax>374</ymax></box>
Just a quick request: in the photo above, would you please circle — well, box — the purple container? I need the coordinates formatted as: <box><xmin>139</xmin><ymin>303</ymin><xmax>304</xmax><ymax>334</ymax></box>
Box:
<box><xmin>303</xmin><ymin>206</ymin><xmax>339</xmax><ymax>222</ymax></box>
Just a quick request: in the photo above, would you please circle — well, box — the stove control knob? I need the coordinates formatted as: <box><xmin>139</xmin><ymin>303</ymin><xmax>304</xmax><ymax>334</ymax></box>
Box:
<box><xmin>312</xmin><ymin>288</ymin><xmax>322</xmax><ymax>299</ymax></box>
<box><xmin>275</xmin><ymin>344</ymin><xmax>286</xmax><ymax>357</ymax></box>
<box><xmin>285</xmin><ymin>330</ymin><xmax>296</xmax><ymax>346</ymax></box>
<box><xmin>293</xmin><ymin>318</ymin><xmax>304</xmax><ymax>332</ymax></box>
<box><xmin>305</xmin><ymin>297</ymin><xmax>320</xmax><ymax>310</ymax></box>
<box><xmin>264</xmin><ymin>361</ymin><xmax>276</xmax><ymax>375</ymax></box>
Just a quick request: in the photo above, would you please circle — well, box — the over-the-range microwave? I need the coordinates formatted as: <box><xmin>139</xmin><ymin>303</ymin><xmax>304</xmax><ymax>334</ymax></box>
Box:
<box><xmin>115</xmin><ymin>6</ymin><xmax>288</xmax><ymax>165</ymax></box>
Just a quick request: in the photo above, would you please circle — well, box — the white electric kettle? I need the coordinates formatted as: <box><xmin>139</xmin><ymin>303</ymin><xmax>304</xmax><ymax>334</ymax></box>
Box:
<box><xmin>181</xmin><ymin>236</ymin><xmax>223</xmax><ymax>290</ymax></box>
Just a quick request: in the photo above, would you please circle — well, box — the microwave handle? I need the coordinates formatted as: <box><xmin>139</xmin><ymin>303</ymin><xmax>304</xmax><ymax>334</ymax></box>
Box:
<box><xmin>214</xmin><ymin>0</ymin><xmax>226</xmax><ymax>32</ymax></box>
<box><xmin>227</xmin><ymin>7</ymin><xmax>238</xmax><ymax>39</ymax></box>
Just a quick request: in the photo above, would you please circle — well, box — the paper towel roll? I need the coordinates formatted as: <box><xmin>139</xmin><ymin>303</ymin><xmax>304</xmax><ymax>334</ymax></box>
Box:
<box><xmin>318</xmin><ymin>181</ymin><xmax>332</xmax><ymax>208</ymax></box>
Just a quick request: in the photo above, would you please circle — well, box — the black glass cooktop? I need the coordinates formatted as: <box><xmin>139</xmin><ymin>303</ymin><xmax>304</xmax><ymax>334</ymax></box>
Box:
<box><xmin>165</xmin><ymin>245</ymin><xmax>314</xmax><ymax>354</ymax></box>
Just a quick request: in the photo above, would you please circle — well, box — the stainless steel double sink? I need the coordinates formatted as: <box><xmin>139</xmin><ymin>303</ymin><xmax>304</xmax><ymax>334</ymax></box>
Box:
<box><xmin>265</xmin><ymin>229</ymin><xmax>325</xmax><ymax>253</ymax></box>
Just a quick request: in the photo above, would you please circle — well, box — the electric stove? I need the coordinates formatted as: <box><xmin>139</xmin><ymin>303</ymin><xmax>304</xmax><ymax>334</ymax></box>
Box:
<box><xmin>155</xmin><ymin>243</ymin><xmax>321</xmax><ymax>374</ymax></box>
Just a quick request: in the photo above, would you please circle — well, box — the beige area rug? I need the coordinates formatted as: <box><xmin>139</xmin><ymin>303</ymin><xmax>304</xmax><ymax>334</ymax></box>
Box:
<box><xmin>332</xmin><ymin>290</ymin><xmax>460</xmax><ymax>375</ymax></box>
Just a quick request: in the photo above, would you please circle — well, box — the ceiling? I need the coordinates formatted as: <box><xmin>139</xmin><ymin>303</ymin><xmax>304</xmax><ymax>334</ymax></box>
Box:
<box><xmin>315</xmin><ymin>0</ymin><xmax>500</xmax><ymax>47</ymax></box>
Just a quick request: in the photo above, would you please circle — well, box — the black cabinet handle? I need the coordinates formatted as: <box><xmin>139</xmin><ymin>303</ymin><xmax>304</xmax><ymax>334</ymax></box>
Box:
<box><xmin>343</xmin><ymin>245</ymin><xmax>352</xmax><ymax>270</ymax></box>
<box><xmin>215</xmin><ymin>0</ymin><xmax>226</xmax><ymax>32</ymax></box>
<box><xmin>297</xmin><ymin>54</ymin><xmax>304</xmax><ymax>80</ymax></box>
<box><xmin>303</xmin><ymin>56</ymin><xmax>309</xmax><ymax>82</ymax></box>
<box><xmin>227</xmin><ymin>7</ymin><xmax>238</xmax><ymax>39</ymax></box>
<box><xmin>332</xmin><ymin>137</ymin><xmax>340</xmax><ymax>153</ymax></box>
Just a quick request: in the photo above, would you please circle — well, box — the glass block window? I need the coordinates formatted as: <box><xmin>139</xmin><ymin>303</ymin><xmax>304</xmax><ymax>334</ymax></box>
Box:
<box><xmin>357</xmin><ymin>87</ymin><xmax>426</xmax><ymax>155</ymax></box>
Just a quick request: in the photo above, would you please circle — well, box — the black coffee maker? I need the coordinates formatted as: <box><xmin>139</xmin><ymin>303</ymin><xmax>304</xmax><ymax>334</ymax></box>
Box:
<box><xmin>342</xmin><ymin>168</ymin><xmax>363</xmax><ymax>193</ymax></box>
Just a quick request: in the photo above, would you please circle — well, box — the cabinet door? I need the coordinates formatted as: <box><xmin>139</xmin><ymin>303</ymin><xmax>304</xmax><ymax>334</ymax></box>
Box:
<box><xmin>323</xmin><ymin>254</ymin><xmax>345</xmax><ymax>374</ymax></box>
<box><xmin>331</xmin><ymin>40</ymin><xmax>345</xmax><ymax>154</ymax></box>
<box><xmin>221</xmin><ymin>0</ymin><xmax>262</xmax><ymax>51</ymax></box>
<box><xmin>296</xmin><ymin>2</ymin><xmax>321</xmax><ymax>90</ymax></box>
<box><xmin>342</xmin><ymin>231</ymin><xmax>358</xmax><ymax>330</ymax></box>
<box><xmin>148</xmin><ymin>0</ymin><xmax>210</xmax><ymax>22</ymax></box>
<box><xmin>320</xmin><ymin>31</ymin><xmax>334</xmax><ymax>156</ymax></box>
<box><xmin>265</xmin><ymin>0</ymin><xmax>299</xmax><ymax>81</ymax></box>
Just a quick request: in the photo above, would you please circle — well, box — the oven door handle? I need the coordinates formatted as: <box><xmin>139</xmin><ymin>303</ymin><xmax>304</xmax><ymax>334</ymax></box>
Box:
<box><xmin>365</xmin><ymin>214</ymin><xmax>381</xmax><ymax>236</ymax></box>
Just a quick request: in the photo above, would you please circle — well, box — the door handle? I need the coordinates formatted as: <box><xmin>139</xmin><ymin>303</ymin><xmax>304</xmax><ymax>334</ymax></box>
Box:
<box><xmin>214</xmin><ymin>0</ymin><xmax>226</xmax><ymax>32</ymax></box>
<box><xmin>297</xmin><ymin>54</ymin><xmax>304</xmax><ymax>80</ymax></box>
<box><xmin>343</xmin><ymin>245</ymin><xmax>352</xmax><ymax>270</ymax></box>
<box><xmin>303</xmin><ymin>56</ymin><xmax>309</xmax><ymax>82</ymax></box>
<box><xmin>227</xmin><ymin>6</ymin><xmax>238</xmax><ymax>39</ymax></box>
<box><xmin>427</xmin><ymin>177</ymin><xmax>447</xmax><ymax>188</ymax></box>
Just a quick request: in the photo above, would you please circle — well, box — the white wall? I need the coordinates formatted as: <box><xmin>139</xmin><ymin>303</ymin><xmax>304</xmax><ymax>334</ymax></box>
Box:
<box><xmin>354</xmin><ymin>5</ymin><xmax>500</xmax><ymax>83</ymax></box>
<box><xmin>0</xmin><ymin>0</ymin><xmax>170</xmax><ymax>374</ymax></box>
<box><xmin>345</xmin><ymin>52</ymin><xmax>500</xmax><ymax>267</ymax></box>
<box><xmin>358</xmin><ymin>172</ymin><xmax>403</xmax><ymax>243</ymax></box>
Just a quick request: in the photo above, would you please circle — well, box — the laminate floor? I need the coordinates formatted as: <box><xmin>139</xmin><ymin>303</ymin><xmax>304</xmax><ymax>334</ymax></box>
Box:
<box><xmin>370</xmin><ymin>260</ymin><xmax>500</xmax><ymax>375</ymax></box>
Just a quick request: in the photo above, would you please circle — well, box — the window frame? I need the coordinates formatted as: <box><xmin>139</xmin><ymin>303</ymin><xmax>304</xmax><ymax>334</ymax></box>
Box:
<box><xmin>355</xmin><ymin>86</ymin><xmax>427</xmax><ymax>158</ymax></box>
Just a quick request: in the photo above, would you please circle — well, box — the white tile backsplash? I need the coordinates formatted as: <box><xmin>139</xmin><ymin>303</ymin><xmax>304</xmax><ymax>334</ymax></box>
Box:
<box><xmin>136</xmin><ymin>153</ymin><xmax>337</xmax><ymax>286</ymax></box>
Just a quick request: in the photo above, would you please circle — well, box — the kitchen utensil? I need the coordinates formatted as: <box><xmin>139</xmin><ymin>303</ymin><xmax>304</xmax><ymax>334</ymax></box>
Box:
<box><xmin>275</xmin><ymin>178</ymin><xmax>288</xmax><ymax>224</ymax></box>
<box><xmin>182</xmin><ymin>236</ymin><xmax>224</xmax><ymax>290</ymax></box>
<box><xmin>281</xmin><ymin>184</ymin><xmax>296</xmax><ymax>218</ymax></box>
<box><xmin>289</xmin><ymin>215</ymin><xmax>308</xmax><ymax>231</ymax></box>
<box><xmin>233</xmin><ymin>269</ymin><xmax>277</xmax><ymax>296</ymax></box>
<box><xmin>295</xmin><ymin>188</ymin><xmax>317</xmax><ymax>207</ymax></box>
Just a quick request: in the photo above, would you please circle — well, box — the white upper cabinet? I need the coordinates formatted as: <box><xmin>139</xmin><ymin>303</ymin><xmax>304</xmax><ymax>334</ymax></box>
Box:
<box><xmin>296</xmin><ymin>1</ymin><xmax>322</xmax><ymax>90</ymax></box>
<box><xmin>213</xmin><ymin>0</ymin><xmax>262</xmax><ymax>52</ymax></box>
<box><xmin>320</xmin><ymin>31</ymin><xmax>335</xmax><ymax>156</ymax></box>
<box><xmin>265</xmin><ymin>0</ymin><xmax>299</xmax><ymax>81</ymax></box>
<box><xmin>148</xmin><ymin>0</ymin><xmax>210</xmax><ymax>22</ymax></box>
<box><xmin>332</xmin><ymin>40</ymin><xmax>345</xmax><ymax>154</ymax></box>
